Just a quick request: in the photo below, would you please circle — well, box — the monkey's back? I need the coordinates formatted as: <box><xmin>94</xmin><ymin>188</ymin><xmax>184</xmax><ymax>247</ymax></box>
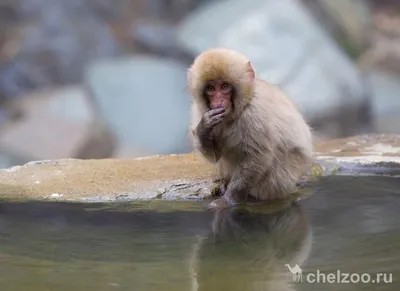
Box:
<box><xmin>221</xmin><ymin>79</ymin><xmax>312</xmax><ymax>155</ymax></box>
<box><xmin>250</xmin><ymin>79</ymin><xmax>313</xmax><ymax>155</ymax></box>
<box><xmin>218</xmin><ymin>79</ymin><xmax>313</xmax><ymax>199</ymax></box>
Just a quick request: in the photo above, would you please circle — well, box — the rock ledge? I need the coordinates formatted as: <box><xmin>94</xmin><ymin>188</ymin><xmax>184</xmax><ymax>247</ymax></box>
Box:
<box><xmin>0</xmin><ymin>134</ymin><xmax>399</xmax><ymax>203</ymax></box>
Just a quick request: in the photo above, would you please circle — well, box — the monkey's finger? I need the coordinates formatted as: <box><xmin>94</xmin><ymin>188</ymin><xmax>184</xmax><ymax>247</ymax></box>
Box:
<box><xmin>214</xmin><ymin>112</ymin><xmax>226</xmax><ymax>119</ymax></box>
<box><xmin>209</xmin><ymin>115</ymin><xmax>225</xmax><ymax>126</ymax></box>
<box><xmin>207</xmin><ymin>107</ymin><xmax>225</xmax><ymax>116</ymax></box>
<box><xmin>203</xmin><ymin>112</ymin><xmax>224</xmax><ymax>125</ymax></box>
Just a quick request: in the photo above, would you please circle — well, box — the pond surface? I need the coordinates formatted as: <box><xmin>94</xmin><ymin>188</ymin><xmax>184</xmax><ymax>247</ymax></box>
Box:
<box><xmin>0</xmin><ymin>175</ymin><xmax>399</xmax><ymax>291</ymax></box>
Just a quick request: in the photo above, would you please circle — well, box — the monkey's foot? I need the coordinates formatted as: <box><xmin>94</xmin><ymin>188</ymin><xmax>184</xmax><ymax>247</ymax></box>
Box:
<box><xmin>208</xmin><ymin>198</ymin><xmax>230</xmax><ymax>209</ymax></box>
<box><xmin>208</xmin><ymin>195</ymin><xmax>238</xmax><ymax>209</ymax></box>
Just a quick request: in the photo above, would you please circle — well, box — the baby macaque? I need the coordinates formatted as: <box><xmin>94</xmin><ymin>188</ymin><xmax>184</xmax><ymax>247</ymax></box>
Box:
<box><xmin>188</xmin><ymin>48</ymin><xmax>313</xmax><ymax>208</ymax></box>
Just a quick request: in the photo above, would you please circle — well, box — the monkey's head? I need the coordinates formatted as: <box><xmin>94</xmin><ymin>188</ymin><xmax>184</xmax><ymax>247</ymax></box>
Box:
<box><xmin>188</xmin><ymin>48</ymin><xmax>256</xmax><ymax>117</ymax></box>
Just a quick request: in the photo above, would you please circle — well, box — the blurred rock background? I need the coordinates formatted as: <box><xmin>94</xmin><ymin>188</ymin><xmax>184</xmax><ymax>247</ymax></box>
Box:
<box><xmin>0</xmin><ymin>0</ymin><xmax>398</xmax><ymax>168</ymax></box>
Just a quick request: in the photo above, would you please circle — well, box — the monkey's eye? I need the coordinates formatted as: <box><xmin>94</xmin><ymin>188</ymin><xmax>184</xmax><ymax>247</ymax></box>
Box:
<box><xmin>206</xmin><ymin>85</ymin><xmax>215</xmax><ymax>92</ymax></box>
<box><xmin>221</xmin><ymin>83</ymin><xmax>231</xmax><ymax>90</ymax></box>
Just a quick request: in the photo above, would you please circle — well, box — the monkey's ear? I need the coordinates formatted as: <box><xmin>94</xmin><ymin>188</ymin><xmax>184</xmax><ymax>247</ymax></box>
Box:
<box><xmin>244</xmin><ymin>61</ymin><xmax>255</xmax><ymax>83</ymax></box>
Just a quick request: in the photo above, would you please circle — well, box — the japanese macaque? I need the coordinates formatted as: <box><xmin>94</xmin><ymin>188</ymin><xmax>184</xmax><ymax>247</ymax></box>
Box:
<box><xmin>188</xmin><ymin>48</ymin><xmax>313</xmax><ymax>208</ymax></box>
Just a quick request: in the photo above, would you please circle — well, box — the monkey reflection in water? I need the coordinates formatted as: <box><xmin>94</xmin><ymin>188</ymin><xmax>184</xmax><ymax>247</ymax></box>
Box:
<box><xmin>188</xmin><ymin>202</ymin><xmax>312</xmax><ymax>291</ymax></box>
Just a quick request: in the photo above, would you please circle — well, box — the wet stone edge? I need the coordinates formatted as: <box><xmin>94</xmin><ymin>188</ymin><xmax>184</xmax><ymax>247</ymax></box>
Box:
<box><xmin>0</xmin><ymin>156</ymin><xmax>399</xmax><ymax>205</ymax></box>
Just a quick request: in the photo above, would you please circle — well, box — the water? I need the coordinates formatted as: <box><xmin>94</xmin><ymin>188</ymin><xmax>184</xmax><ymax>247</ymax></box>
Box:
<box><xmin>0</xmin><ymin>176</ymin><xmax>399</xmax><ymax>291</ymax></box>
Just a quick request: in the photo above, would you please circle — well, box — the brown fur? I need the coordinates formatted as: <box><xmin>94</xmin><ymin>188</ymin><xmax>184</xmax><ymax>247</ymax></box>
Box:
<box><xmin>188</xmin><ymin>48</ymin><xmax>313</xmax><ymax>202</ymax></box>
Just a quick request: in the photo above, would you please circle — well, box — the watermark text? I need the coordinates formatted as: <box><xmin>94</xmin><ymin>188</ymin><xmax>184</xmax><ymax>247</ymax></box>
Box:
<box><xmin>285</xmin><ymin>264</ymin><xmax>393</xmax><ymax>284</ymax></box>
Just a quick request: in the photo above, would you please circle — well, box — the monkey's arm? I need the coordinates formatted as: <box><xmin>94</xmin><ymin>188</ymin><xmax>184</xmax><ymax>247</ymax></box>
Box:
<box><xmin>191</xmin><ymin>108</ymin><xmax>225</xmax><ymax>162</ymax></box>
<box><xmin>192</xmin><ymin>124</ymin><xmax>222</xmax><ymax>162</ymax></box>
<box><xmin>223</xmin><ymin>161</ymin><xmax>254</xmax><ymax>204</ymax></box>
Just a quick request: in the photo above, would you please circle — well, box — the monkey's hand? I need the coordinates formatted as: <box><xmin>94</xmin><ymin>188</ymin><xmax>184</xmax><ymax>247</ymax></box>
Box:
<box><xmin>197</xmin><ymin>107</ymin><xmax>225</xmax><ymax>138</ymax></box>
<box><xmin>208</xmin><ymin>191</ymin><xmax>239</xmax><ymax>209</ymax></box>
<box><xmin>208</xmin><ymin>198</ymin><xmax>230</xmax><ymax>209</ymax></box>
<box><xmin>196</xmin><ymin>107</ymin><xmax>225</xmax><ymax>160</ymax></box>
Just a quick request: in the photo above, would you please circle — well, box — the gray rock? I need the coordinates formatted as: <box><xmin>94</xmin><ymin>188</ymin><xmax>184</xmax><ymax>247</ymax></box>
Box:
<box><xmin>0</xmin><ymin>0</ymin><xmax>122</xmax><ymax>99</ymax></box>
<box><xmin>0</xmin><ymin>86</ymin><xmax>115</xmax><ymax>166</ymax></box>
<box><xmin>132</xmin><ymin>20</ymin><xmax>178</xmax><ymax>53</ymax></box>
<box><xmin>318</xmin><ymin>0</ymin><xmax>372</xmax><ymax>41</ymax></box>
<box><xmin>85</xmin><ymin>55</ymin><xmax>192</xmax><ymax>156</ymax></box>
<box><xmin>369</xmin><ymin>70</ymin><xmax>400</xmax><ymax>134</ymax></box>
<box><xmin>17</xmin><ymin>0</ymin><xmax>121</xmax><ymax>20</ymax></box>
<box><xmin>304</xmin><ymin>0</ymin><xmax>372</xmax><ymax>49</ymax></box>
<box><xmin>131</xmin><ymin>20</ymin><xmax>194</xmax><ymax>64</ymax></box>
<box><xmin>176</xmin><ymin>0</ymin><xmax>372</xmax><ymax>137</ymax></box>
<box><xmin>0</xmin><ymin>152</ymin><xmax>25</xmax><ymax>169</ymax></box>
<box><xmin>144</xmin><ymin>0</ymin><xmax>214</xmax><ymax>20</ymax></box>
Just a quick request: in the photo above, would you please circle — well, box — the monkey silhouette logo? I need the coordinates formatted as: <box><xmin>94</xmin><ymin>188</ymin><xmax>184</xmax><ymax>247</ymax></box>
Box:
<box><xmin>285</xmin><ymin>264</ymin><xmax>303</xmax><ymax>283</ymax></box>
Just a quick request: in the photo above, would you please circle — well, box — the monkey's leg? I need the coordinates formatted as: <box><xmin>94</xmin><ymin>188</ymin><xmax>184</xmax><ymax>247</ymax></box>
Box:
<box><xmin>208</xmin><ymin>152</ymin><xmax>270</xmax><ymax>209</ymax></box>
<box><xmin>255</xmin><ymin>158</ymin><xmax>302</xmax><ymax>201</ymax></box>
<box><xmin>209</xmin><ymin>170</ymin><xmax>252</xmax><ymax>209</ymax></box>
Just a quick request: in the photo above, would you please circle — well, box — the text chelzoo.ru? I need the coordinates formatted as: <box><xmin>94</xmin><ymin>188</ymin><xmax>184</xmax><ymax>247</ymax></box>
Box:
<box><xmin>297</xmin><ymin>270</ymin><xmax>393</xmax><ymax>284</ymax></box>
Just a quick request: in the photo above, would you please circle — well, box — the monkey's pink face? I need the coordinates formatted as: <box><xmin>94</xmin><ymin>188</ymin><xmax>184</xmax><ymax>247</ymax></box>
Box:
<box><xmin>204</xmin><ymin>80</ymin><xmax>233</xmax><ymax>112</ymax></box>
